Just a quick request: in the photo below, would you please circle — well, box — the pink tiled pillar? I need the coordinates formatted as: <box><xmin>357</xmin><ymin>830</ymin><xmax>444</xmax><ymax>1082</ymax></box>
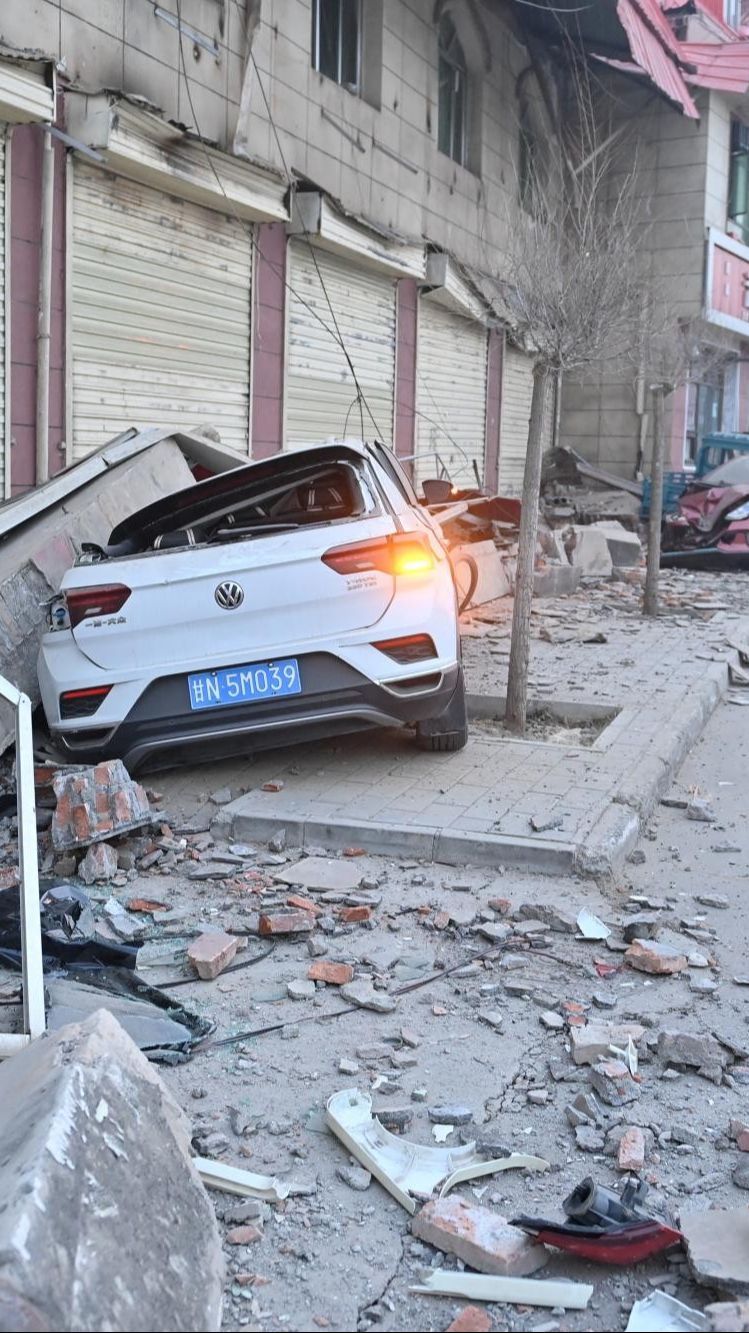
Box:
<box><xmin>394</xmin><ymin>277</ymin><xmax>417</xmax><ymax>471</ymax></box>
<box><xmin>251</xmin><ymin>223</ymin><xmax>286</xmax><ymax>458</ymax></box>
<box><xmin>669</xmin><ymin>381</ymin><xmax>688</xmax><ymax>469</ymax></box>
<box><xmin>738</xmin><ymin>343</ymin><xmax>749</xmax><ymax>431</ymax></box>
<box><xmin>484</xmin><ymin>327</ymin><xmax>503</xmax><ymax>492</ymax></box>
<box><xmin>9</xmin><ymin>122</ymin><xmax>66</xmax><ymax>493</ymax></box>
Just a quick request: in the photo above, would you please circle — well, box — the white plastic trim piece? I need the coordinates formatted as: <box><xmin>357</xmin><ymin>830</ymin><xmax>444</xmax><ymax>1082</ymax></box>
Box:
<box><xmin>325</xmin><ymin>1089</ymin><xmax>549</xmax><ymax>1215</ymax></box>
<box><xmin>626</xmin><ymin>1291</ymin><xmax>708</xmax><ymax>1332</ymax></box>
<box><xmin>409</xmin><ymin>1269</ymin><xmax>594</xmax><ymax>1310</ymax></box>
<box><xmin>194</xmin><ymin>1157</ymin><xmax>290</xmax><ymax>1202</ymax></box>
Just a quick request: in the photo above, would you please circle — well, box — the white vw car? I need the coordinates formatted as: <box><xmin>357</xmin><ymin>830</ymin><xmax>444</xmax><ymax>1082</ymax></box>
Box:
<box><xmin>38</xmin><ymin>440</ymin><xmax>467</xmax><ymax>772</ymax></box>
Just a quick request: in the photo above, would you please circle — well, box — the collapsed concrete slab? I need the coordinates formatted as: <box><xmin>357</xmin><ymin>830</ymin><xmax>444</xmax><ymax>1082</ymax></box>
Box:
<box><xmin>0</xmin><ymin>1009</ymin><xmax>224</xmax><ymax>1332</ymax></box>
<box><xmin>564</xmin><ymin>526</ymin><xmax>613</xmax><ymax>577</ymax></box>
<box><xmin>592</xmin><ymin>520</ymin><xmax>642</xmax><ymax>567</ymax></box>
<box><xmin>0</xmin><ymin>426</ymin><xmax>244</xmax><ymax>753</ymax></box>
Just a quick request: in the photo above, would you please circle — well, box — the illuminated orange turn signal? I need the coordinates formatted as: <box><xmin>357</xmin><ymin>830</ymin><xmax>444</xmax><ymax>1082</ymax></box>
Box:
<box><xmin>322</xmin><ymin>533</ymin><xmax>436</xmax><ymax>577</ymax></box>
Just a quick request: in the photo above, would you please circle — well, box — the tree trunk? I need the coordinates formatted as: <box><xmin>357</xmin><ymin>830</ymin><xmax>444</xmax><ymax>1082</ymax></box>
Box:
<box><xmin>643</xmin><ymin>384</ymin><xmax>665</xmax><ymax>617</ymax></box>
<box><xmin>505</xmin><ymin>362</ymin><xmax>554</xmax><ymax>734</ymax></box>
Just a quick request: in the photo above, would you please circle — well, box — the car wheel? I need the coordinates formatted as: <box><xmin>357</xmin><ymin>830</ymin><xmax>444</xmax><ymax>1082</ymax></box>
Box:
<box><xmin>415</xmin><ymin>667</ymin><xmax>468</xmax><ymax>753</ymax></box>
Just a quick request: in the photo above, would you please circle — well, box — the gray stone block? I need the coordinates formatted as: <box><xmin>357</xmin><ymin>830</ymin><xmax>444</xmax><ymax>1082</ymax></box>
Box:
<box><xmin>0</xmin><ymin>1010</ymin><xmax>224</xmax><ymax>1332</ymax></box>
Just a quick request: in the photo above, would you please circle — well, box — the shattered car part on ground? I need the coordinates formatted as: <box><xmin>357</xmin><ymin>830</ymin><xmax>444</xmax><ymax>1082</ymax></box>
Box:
<box><xmin>513</xmin><ymin>1176</ymin><xmax>682</xmax><ymax>1264</ymax></box>
<box><xmin>662</xmin><ymin>456</ymin><xmax>749</xmax><ymax>570</ymax></box>
<box><xmin>326</xmin><ymin>1087</ymin><xmax>549</xmax><ymax>1214</ymax></box>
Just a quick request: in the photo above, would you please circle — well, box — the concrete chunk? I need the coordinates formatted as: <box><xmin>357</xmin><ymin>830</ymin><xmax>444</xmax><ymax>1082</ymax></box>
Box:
<box><xmin>411</xmin><ymin>1197</ymin><xmax>548</xmax><ymax>1276</ymax></box>
<box><xmin>566</xmin><ymin>526</ymin><xmax>613</xmax><ymax>577</ymax></box>
<box><xmin>592</xmin><ymin>520</ymin><xmax>642</xmax><ymax>567</ymax></box>
<box><xmin>570</xmin><ymin>1021</ymin><xmax>645</xmax><ymax>1066</ymax></box>
<box><xmin>0</xmin><ymin>1009</ymin><xmax>223</xmax><ymax>1330</ymax></box>
<box><xmin>682</xmin><ymin>1208</ymin><xmax>749</xmax><ymax>1294</ymax></box>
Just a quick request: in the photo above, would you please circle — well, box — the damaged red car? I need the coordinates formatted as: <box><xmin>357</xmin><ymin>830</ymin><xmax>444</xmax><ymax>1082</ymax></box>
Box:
<box><xmin>662</xmin><ymin>455</ymin><xmax>749</xmax><ymax>569</ymax></box>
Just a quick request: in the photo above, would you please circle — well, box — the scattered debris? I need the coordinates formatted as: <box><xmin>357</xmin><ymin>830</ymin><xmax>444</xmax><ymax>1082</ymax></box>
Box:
<box><xmin>626</xmin><ymin>1291</ymin><xmax>708</xmax><ymax>1332</ymax></box>
<box><xmin>577</xmin><ymin>908</ymin><xmax>611</xmax><ymax>940</ymax></box>
<box><xmin>514</xmin><ymin>1176</ymin><xmax>681</xmax><ymax>1264</ymax></box>
<box><xmin>325</xmin><ymin>1089</ymin><xmax>547</xmax><ymax>1215</ymax></box>
<box><xmin>409</xmin><ymin>1268</ymin><xmax>593</xmax><ymax>1311</ymax></box>
<box><xmin>195</xmin><ymin>1158</ymin><xmax>290</xmax><ymax>1202</ymax></box>
<box><xmin>51</xmin><ymin>760</ymin><xmax>152</xmax><ymax>850</ymax></box>
<box><xmin>411</xmin><ymin>1196</ymin><xmax>548</xmax><ymax>1276</ymax></box>
<box><xmin>625</xmin><ymin>939</ymin><xmax>688</xmax><ymax>975</ymax></box>
<box><xmin>187</xmin><ymin>931</ymin><xmax>240</xmax><ymax>980</ymax></box>
<box><xmin>682</xmin><ymin>1208</ymin><xmax>749</xmax><ymax>1294</ymax></box>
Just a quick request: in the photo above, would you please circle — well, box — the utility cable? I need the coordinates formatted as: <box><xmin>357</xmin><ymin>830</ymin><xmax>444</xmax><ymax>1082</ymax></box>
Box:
<box><xmin>173</xmin><ymin>0</ymin><xmax>383</xmax><ymax>443</ymax></box>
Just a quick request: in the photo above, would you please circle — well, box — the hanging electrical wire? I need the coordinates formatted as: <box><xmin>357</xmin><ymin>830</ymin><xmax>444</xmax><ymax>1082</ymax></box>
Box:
<box><xmin>172</xmin><ymin>0</ymin><xmax>382</xmax><ymax>444</ymax></box>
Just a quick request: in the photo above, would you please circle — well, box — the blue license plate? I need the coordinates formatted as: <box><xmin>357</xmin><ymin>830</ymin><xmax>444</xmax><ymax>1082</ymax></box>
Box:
<box><xmin>187</xmin><ymin>658</ymin><xmax>302</xmax><ymax>711</ymax></box>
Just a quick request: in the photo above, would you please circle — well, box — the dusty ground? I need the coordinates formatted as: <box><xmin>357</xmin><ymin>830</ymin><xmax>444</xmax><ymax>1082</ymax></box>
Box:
<box><xmin>6</xmin><ymin>568</ymin><xmax>749</xmax><ymax>1332</ymax></box>
<box><xmin>132</xmin><ymin>577</ymin><xmax>749</xmax><ymax>1332</ymax></box>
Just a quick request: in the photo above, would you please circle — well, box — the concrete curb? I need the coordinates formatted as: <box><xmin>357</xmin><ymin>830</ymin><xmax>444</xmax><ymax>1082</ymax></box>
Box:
<box><xmin>217</xmin><ymin>801</ymin><xmax>578</xmax><ymax>873</ymax></box>
<box><xmin>577</xmin><ymin>657</ymin><xmax>730</xmax><ymax>878</ymax></box>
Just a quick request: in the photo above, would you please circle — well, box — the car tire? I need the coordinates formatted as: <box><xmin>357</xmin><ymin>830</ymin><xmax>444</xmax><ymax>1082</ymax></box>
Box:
<box><xmin>415</xmin><ymin>667</ymin><xmax>468</xmax><ymax>753</ymax></box>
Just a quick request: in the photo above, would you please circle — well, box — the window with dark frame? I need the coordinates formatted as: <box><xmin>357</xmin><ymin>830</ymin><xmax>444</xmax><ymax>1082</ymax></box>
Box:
<box><xmin>729</xmin><ymin>118</ymin><xmax>749</xmax><ymax>244</ymax></box>
<box><xmin>311</xmin><ymin>0</ymin><xmax>362</xmax><ymax>93</ymax></box>
<box><xmin>438</xmin><ymin>14</ymin><xmax>468</xmax><ymax>166</ymax></box>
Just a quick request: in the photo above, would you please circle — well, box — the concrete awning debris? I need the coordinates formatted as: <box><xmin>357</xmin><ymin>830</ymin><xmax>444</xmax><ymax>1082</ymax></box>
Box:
<box><xmin>0</xmin><ymin>426</ymin><xmax>244</xmax><ymax>754</ymax></box>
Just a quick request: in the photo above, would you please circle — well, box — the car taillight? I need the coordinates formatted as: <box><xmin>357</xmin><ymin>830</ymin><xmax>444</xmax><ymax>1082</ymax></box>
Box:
<box><xmin>372</xmin><ymin>634</ymin><xmax>437</xmax><ymax>663</ymax></box>
<box><xmin>59</xmin><ymin>685</ymin><xmax>112</xmax><ymax>719</ymax></box>
<box><xmin>322</xmin><ymin>533</ymin><xmax>436</xmax><ymax>576</ymax></box>
<box><xmin>65</xmin><ymin>584</ymin><xmax>131</xmax><ymax>628</ymax></box>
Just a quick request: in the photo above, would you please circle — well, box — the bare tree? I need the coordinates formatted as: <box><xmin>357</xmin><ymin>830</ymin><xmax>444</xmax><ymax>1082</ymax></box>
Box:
<box><xmin>500</xmin><ymin>61</ymin><xmax>646</xmax><ymax>733</ymax></box>
<box><xmin>641</xmin><ymin>319</ymin><xmax>735</xmax><ymax>616</ymax></box>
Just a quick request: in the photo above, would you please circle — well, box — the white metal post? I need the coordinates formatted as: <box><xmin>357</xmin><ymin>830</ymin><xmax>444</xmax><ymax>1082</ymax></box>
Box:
<box><xmin>0</xmin><ymin>679</ymin><xmax>45</xmax><ymax>1057</ymax></box>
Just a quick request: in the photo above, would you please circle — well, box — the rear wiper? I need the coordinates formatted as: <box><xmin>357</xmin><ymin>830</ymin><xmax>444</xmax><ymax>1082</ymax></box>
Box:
<box><xmin>212</xmin><ymin>522</ymin><xmax>300</xmax><ymax>540</ymax></box>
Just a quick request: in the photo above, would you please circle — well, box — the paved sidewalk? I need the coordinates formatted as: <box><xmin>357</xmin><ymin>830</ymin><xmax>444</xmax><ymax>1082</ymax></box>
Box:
<box><xmin>157</xmin><ymin>570</ymin><xmax>749</xmax><ymax>875</ymax></box>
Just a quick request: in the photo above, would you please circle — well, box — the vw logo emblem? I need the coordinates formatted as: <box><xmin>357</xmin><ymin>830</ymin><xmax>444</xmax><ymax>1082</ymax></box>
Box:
<box><xmin>215</xmin><ymin>580</ymin><xmax>244</xmax><ymax>610</ymax></box>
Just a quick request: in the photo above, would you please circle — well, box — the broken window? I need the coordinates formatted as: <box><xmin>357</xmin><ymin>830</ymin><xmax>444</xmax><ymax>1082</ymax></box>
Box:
<box><xmin>438</xmin><ymin>15</ymin><xmax>468</xmax><ymax>166</ymax></box>
<box><xmin>140</xmin><ymin>462</ymin><xmax>375</xmax><ymax>554</ymax></box>
<box><xmin>312</xmin><ymin>0</ymin><xmax>361</xmax><ymax>93</ymax></box>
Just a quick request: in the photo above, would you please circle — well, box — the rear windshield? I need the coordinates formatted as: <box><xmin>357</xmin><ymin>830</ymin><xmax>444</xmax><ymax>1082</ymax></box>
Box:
<box><xmin>701</xmin><ymin>456</ymin><xmax>749</xmax><ymax>486</ymax></box>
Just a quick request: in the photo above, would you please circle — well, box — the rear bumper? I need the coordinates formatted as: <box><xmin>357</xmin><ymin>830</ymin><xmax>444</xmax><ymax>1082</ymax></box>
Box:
<box><xmin>49</xmin><ymin>652</ymin><xmax>460</xmax><ymax>771</ymax></box>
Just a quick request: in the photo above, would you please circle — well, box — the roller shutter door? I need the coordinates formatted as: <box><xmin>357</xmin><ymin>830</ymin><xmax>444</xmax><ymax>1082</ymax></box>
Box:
<box><xmin>415</xmin><ymin>301</ymin><xmax>487</xmax><ymax>489</ymax></box>
<box><xmin>285</xmin><ymin>241</ymin><xmax>395</xmax><ymax>445</ymax></box>
<box><xmin>70</xmin><ymin>161</ymin><xmax>252</xmax><ymax>459</ymax></box>
<box><xmin>498</xmin><ymin>346</ymin><xmax>554</xmax><ymax>494</ymax></box>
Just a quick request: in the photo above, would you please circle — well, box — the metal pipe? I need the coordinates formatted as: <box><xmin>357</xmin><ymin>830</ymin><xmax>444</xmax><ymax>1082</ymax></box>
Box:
<box><xmin>35</xmin><ymin>127</ymin><xmax>54</xmax><ymax>487</ymax></box>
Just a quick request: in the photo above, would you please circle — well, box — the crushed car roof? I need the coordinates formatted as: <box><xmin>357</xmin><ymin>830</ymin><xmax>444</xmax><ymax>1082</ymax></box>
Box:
<box><xmin>107</xmin><ymin>440</ymin><xmax>373</xmax><ymax>547</ymax></box>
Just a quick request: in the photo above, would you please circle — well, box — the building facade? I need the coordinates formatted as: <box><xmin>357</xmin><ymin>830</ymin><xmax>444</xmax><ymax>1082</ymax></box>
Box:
<box><xmin>0</xmin><ymin>0</ymin><xmax>559</xmax><ymax>499</ymax></box>
<box><xmin>5</xmin><ymin>0</ymin><xmax>749</xmax><ymax>499</ymax></box>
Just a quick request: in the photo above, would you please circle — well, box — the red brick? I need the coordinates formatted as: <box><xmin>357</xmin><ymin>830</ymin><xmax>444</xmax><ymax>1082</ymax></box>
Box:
<box><xmin>336</xmin><ymin>905</ymin><xmax>372</xmax><ymax>923</ymax></box>
<box><xmin>433</xmin><ymin>911</ymin><xmax>450</xmax><ymax>931</ymax></box>
<box><xmin>226</xmin><ymin>1225</ymin><xmax>262</xmax><ymax>1246</ymax></box>
<box><xmin>411</xmin><ymin>1198</ymin><xmax>548</xmax><ymax>1276</ymax></box>
<box><xmin>262</xmin><ymin>780</ymin><xmax>284</xmax><ymax>792</ymax></box>
<box><xmin>446</xmin><ymin>1307</ymin><xmax>493</xmax><ymax>1333</ymax></box>
<box><xmin>126</xmin><ymin>898</ymin><xmax>170</xmax><ymax>913</ymax></box>
<box><xmin>187</xmin><ymin>931</ymin><xmax>239</xmax><ymax>980</ymax></box>
<box><xmin>488</xmin><ymin>897</ymin><xmax>511</xmax><ymax>915</ymax></box>
<box><xmin>286</xmin><ymin>894</ymin><xmax>321</xmax><ymax>914</ymax></box>
<box><xmin>235</xmin><ymin>1274</ymin><xmax>270</xmax><ymax>1287</ymax></box>
<box><xmin>0</xmin><ymin>867</ymin><xmax>19</xmax><ymax>890</ymax></box>
<box><xmin>342</xmin><ymin>846</ymin><xmax>365</xmax><ymax>857</ymax></box>
<box><xmin>258</xmin><ymin>910</ymin><xmax>315</xmax><ymax>935</ymax></box>
<box><xmin>308</xmin><ymin>961</ymin><xmax>354</xmax><ymax>986</ymax></box>
<box><xmin>617</xmin><ymin>1126</ymin><xmax>646</xmax><ymax>1172</ymax></box>
<box><xmin>625</xmin><ymin>939</ymin><xmax>688</xmax><ymax>975</ymax></box>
